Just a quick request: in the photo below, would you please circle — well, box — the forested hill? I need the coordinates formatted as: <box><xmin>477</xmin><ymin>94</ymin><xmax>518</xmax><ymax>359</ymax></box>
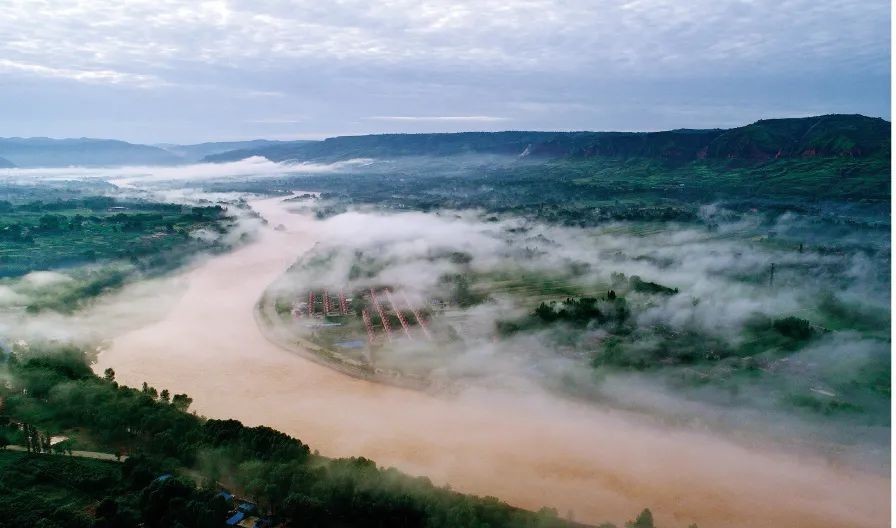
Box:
<box><xmin>204</xmin><ymin>114</ymin><xmax>890</xmax><ymax>165</ymax></box>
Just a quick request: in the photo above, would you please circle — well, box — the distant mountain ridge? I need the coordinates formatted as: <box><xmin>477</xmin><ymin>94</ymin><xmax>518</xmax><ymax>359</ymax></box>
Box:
<box><xmin>2</xmin><ymin>114</ymin><xmax>887</xmax><ymax>168</ymax></box>
<box><xmin>0</xmin><ymin>137</ymin><xmax>180</xmax><ymax>167</ymax></box>
<box><xmin>204</xmin><ymin>114</ymin><xmax>890</xmax><ymax>165</ymax></box>
<box><xmin>156</xmin><ymin>140</ymin><xmax>313</xmax><ymax>162</ymax></box>
<box><xmin>0</xmin><ymin>137</ymin><xmax>314</xmax><ymax>167</ymax></box>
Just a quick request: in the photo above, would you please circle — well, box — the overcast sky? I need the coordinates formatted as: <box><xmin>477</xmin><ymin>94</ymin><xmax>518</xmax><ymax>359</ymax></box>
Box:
<box><xmin>0</xmin><ymin>0</ymin><xmax>889</xmax><ymax>143</ymax></box>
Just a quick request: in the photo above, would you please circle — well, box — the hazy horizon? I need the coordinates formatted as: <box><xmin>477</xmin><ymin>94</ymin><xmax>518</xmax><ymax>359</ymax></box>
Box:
<box><xmin>1</xmin><ymin>111</ymin><xmax>891</xmax><ymax>146</ymax></box>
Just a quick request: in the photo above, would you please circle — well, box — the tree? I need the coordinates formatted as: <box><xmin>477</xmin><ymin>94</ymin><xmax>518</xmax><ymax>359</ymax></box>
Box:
<box><xmin>37</xmin><ymin>214</ymin><xmax>63</xmax><ymax>232</ymax></box>
<box><xmin>160</xmin><ymin>389</ymin><xmax>170</xmax><ymax>402</ymax></box>
<box><xmin>34</xmin><ymin>430</ymin><xmax>44</xmax><ymax>453</ymax></box>
<box><xmin>96</xmin><ymin>497</ymin><xmax>118</xmax><ymax>519</ymax></box>
<box><xmin>627</xmin><ymin>509</ymin><xmax>655</xmax><ymax>528</ymax></box>
<box><xmin>23</xmin><ymin>424</ymin><xmax>32</xmax><ymax>453</ymax></box>
<box><xmin>284</xmin><ymin>493</ymin><xmax>327</xmax><ymax>525</ymax></box>
<box><xmin>772</xmin><ymin>316</ymin><xmax>814</xmax><ymax>341</ymax></box>
<box><xmin>141</xmin><ymin>382</ymin><xmax>159</xmax><ymax>399</ymax></box>
<box><xmin>0</xmin><ymin>433</ymin><xmax>8</xmax><ymax>450</ymax></box>
<box><xmin>104</xmin><ymin>368</ymin><xmax>116</xmax><ymax>381</ymax></box>
<box><xmin>52</xmin><ymin>439</ymin><xmax>73</xmax><ymax>455</ymax></box>
<box><xmin>172</xmin><ymin>394</ymin><xmax>193</xmax><ymax>412</ymax></box>
<box><xmin>534</xmin><ymin>302</ymin><xmax>556</xmax><ymax>322</ymax></box>
<box><xmin>26</xmin><ymin>424</ymin><xmax>44</xmax><ymax>454</ymax></box>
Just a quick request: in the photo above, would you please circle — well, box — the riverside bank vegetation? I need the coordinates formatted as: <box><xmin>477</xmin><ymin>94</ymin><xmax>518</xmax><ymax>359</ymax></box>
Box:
<box><xmin>0</xmin><ymin>343</ymin><xmax>655</xmax><ymax>528</ymax></box>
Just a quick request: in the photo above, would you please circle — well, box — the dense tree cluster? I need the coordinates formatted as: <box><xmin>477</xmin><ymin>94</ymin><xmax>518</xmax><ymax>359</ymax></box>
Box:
<box><xmin>498</xmin><ymin>294</ymin><xmax>631</xmax><ymax>336</ymax></box>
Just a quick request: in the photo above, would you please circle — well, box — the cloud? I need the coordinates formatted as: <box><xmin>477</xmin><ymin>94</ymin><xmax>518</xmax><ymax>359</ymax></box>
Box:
<box><xmin>0</xmin><ymin>0</ymin><xmax>887</xmax><ymax>140</ymax></box>
<box><xmin>240</xmin><ymin>90</ymin><xmax>287</xmax><ymax>99</ymax></box>
<box><xmin>0</xmin><ymin>58</ymin><xmax>165</xmax><ymax>88</ymax></box>
<box><xmin>0</xmin><ymin>0</ymin><xmax>887</xmax><ymax>81</ymax></box>
<box><xmin>248</xmin><ymin>117</ymin><xmax>307</xmax><ymax>125</ymax></box>
<box><xmin>0</xmin><ymin>157</ymin><xmax>369</xmax><ymax>186</ymax></box>
<box><xmin>364</xmin><ymin>116</ymin><xmax>510</xmax><ymax>123</ymax></box>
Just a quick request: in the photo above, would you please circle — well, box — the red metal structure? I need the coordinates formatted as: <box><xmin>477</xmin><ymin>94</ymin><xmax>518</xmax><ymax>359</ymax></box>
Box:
<box><xmin>362</xmin><ymin>308</ymin><xmax>376</xmax><ymax>344</ymax></box>
<box><xmin>385</xmin><ymin>290</ymin><xmax>412</xmax><ymax>340</ymax></box>
<box><xmin>369</xmin><ymin>288</ymin><xmax>393</xmax><ymax>342</ymax></box>
<box><xmin>339</xmin><ymin>290</ymin><xmax>348</xmax><ymax>314</ymax></box>
<box><xmin>402</xmin><ymin>291</ymin><xmax>432</xmax><ymax>340</ymax></box>
<box><xmin>323</xmin><ymin>289</ymin><xmax>331</xmax><ymax>314</ymax></box>
<box><xmin>308</xmin><ymin>291</ymin><xmax>315</xmax><ymax>316</ymax></box>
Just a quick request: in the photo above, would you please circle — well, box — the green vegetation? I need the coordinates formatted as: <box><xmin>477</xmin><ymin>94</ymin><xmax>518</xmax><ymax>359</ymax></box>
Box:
<box><xmin>492</xmin><ymin>282</ymin><xmax>889</xmax><ymax>422</ymax></box>
<box><xmin>0</xmin><ymin>192</ymin><xmax>247</xmax><ymax>313</ymax></box>
<box><xmin>0</xmin><ymin>451</ymin><xmax>124</xmax><ymax>527</ymax></box>
<box><xmin>626</xmin><ymin>276</ymin><xmax>678</xmax><ymax>296</ymax></box>
<box><xmin>0</xmin><ymin>343</ymin><xmax>655</xmax><ymax>527</ymax></box>
<box><xmin>0</xmin><ymin>196</ymin><xmax>236</xmax><ymax>278</ymax></box>
<box><xmin>497</xmin><ymin>296</ymin><xmax>629</xmax><ymax>335</ymax></box>
<box><xmin>585</xmin><ymin>314</ymin><xmax>819</xmax><ymax>371</ymax></box>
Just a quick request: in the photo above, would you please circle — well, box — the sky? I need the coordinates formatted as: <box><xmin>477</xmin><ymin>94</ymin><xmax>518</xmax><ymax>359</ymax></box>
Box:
<box><xmin>0</xmin><ymin>0</ymin><xmax>890</xmax><ymax>143</ymax></box>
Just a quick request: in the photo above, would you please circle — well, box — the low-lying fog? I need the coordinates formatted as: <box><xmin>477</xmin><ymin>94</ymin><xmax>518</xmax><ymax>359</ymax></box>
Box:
<box><xmin>270</xmin><ymin>199</ymin><xmax>889</xmax><ymax>454</ymax></box>
<box><xmin>0</xmin><ymin>161</ymin><xmax>889</xmax><ymax>528</ymax></box>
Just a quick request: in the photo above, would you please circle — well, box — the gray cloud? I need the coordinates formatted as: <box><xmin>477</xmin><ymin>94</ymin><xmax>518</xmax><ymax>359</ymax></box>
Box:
<box><xmin>364</xmin><ymin>116</ymin><xmax>510</xmax><ymax>122</ymax></box>
<box><xmin>0</xmin><ymin>0</ymin><xmax>888</xmax><ymax>141</ymax></box>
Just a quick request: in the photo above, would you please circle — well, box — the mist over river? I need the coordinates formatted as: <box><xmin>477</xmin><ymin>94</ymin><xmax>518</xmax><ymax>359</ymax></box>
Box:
<box><xmin>93</xmin><ymin>196</ymin><xmax>889</xmax><ymax>528</ymax></box>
